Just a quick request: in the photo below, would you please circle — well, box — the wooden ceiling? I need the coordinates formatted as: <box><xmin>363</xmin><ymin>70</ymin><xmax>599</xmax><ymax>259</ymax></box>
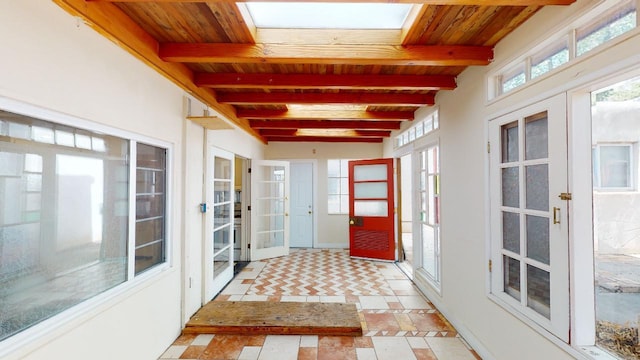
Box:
<box><xmin>54</xmin><ymin>0</ymin><xmax>575</xmax><ymax>143</ymax></box>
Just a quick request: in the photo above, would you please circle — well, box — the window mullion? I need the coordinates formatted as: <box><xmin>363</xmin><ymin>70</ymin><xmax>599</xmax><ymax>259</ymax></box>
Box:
<box><xmin>127</xmin><ymin>140</ymin><xmax>137</xmax><ymax>280</ymax></box>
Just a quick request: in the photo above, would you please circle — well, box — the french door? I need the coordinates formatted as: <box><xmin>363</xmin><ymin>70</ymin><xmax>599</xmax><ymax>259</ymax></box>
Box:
<box><xmin>488</xmin><ymin>93</ymin><xmax>570</xmax><ymax>341</ymax></box>
<box><xmin>250</xmin><ymin>160</ymin><xmax>290</xmax><ymax>261</ymax></box>
<box><xmin>348</xmin><ymin>158</ymin><xmax>395</xmax><ymax>261</ymax></box>
<box><xmin>204</xmin><ymin>147</ymin><xmax>234</xmax><ymax>300</ymax></box>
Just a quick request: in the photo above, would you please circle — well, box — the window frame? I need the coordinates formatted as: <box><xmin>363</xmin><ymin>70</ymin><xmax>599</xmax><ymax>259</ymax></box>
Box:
<box><xmin>327</xmin><ymin>159</ymin><xmax>350</xmax><ymax>215</ymax></box>
<box><xmin>592</xmin><ymin>143</ymin><xmax>635</xmax><ymax>191</ymax></box>
<box><xmin>0</xmin><ymin>96</ymin><xmax>173</xmax><ymax>356</ymax></box>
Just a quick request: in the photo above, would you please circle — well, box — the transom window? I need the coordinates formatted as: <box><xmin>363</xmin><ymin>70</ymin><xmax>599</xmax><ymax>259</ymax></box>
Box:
<box><xmin>245</xmin><ymin>2</ymin><xmax>413</xmax><ymax>30</ymax></box>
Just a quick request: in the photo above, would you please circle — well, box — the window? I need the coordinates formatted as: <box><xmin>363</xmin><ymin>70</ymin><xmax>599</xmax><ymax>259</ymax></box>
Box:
<box><xmin>245</xmin><ymin>2</ymin><xmax>413</xmax><ymax>30</ymax></box>
<box><xmin>327</xmin><ymin>159</ymin><xmax>349</xmax><ymax>214</ymax></box>
<box><xmin>396</xmin><ymin>110</ymin><xmax>439</xmax><ymax>148</ymax></box>
<box><xmin>490</xmin><ymin>0</ymin><xmax>637</xmax><ymax>98</ymax></box>
<box><xmin>593</xmin><ymin>144</ymin><xmax>634</xmax><ymax>190</ymax></box>
<box><xmin>0</xmin><ymin>107</ymin><xmax>169</xmax><ymax>342</ymax></box>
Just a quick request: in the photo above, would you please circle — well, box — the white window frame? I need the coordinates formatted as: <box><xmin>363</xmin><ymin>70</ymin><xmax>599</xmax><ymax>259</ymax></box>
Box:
<box><xmin>488</xmin><ymin>0</ymin><xmax>639</xmax><ymax>100</ymax></box>
<box><xmin>327</xmin><ymin>159</ymin><xmax>350</xmax><ymax>215</ymax></box>
<box><xmin>592</xmin><ymin>143</ymin><xmax>635</xmax><ymax>191</ymax></box>
<box><xmin>0</xmin><ymin>96</ymin><xmax>173</xmax><ymax>358</ymax></box>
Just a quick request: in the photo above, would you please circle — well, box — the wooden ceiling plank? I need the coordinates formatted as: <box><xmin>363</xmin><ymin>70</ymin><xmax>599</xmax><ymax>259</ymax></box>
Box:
<box><xmin>260</xmin><ymin>129</ymin><xmax>391</xmax><ymax>137</ymax></box>
<box><xmin>249</xmin><ymin>120</ymin><xmax>402</xmax><ymax>130</ymax></box>
<box><xmin>265</xmin><ymin>136</ymin><xmax>384</xmax><ymax>144</ymax></box>
<box><xmin>195</xmin><ymin>73</ymin><xmax>456</xmax><ymax>90</ymax></box>
<box><xmin>256</xmin><ymin>29</ymin><xmax>402</xmax><ymax>45</ymax></box>
<box><xmin>92</xmin><ymin>0</ymin><xmax>576</xmax><ymax>6</ymax></box>
<box><xmin>159</xmin><ymin>43</ymin><xmax>494</xmax><ymax>66</ymax></box>
<box><xmin>53</xmin><ymin>0</ymin><xmax>263</xmax><ymax>141</ymax></box>
<box><xmin>237</xmin><ymin>109</ymin><xmax>415</xmax><ymax>120</ymax></box>
<box><xmin>217</xmin><ymin>92</ymin><xmax>435</xmax><ymax>106</ymax></box>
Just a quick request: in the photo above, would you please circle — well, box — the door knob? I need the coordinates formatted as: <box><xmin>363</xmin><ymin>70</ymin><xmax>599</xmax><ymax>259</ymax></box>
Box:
<box><xmin>308</xmin><ymin>211</ymin><xmax>312</xmax><ymax>214</ymax></box>
<box><xmin>349</xmin><ymin>219</ymin><xmax>355</xmax><ymax>225</ymax></box>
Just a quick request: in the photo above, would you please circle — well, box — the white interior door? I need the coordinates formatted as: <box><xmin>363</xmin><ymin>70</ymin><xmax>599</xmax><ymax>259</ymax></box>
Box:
<box><xmin>489</xmin><ymin>93</ymin><xmax>570</xmax><ymax>341</ymax></box>
<box><xmin>204</xmin><ymin>147</ymin><xmax>234</xmax><ymax>300</ymax></box>
<box><xmin>250</xmin><ymin>160</ymin><xmax>290</xmax><ymax>261</ymax></box>
<box><xmin>290</xmin><ymin>162</ymin><xmax>313</xmax><ymax>248</ymax></box>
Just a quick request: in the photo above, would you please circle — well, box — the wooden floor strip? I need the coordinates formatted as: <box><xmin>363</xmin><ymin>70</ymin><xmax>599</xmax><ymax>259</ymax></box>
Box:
<box><xmin>183</xmin><ymin>301</ymin><xmax>363</xmax><ymax>336</ymax></box>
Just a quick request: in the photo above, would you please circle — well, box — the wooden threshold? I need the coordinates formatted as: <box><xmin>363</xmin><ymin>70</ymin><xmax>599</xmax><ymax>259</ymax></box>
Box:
<box><xmin>183</xmin><ymin>301</ymin><xmax>363</xmax><ymax>336</ymax></box>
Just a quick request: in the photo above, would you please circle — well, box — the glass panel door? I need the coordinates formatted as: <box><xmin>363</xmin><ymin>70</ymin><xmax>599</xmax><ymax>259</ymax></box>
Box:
<box><xmin>205</xmin><ymin>147</ymin><xmax>234</xmax><ymax>300</ymax></box>
<box><xmin>489</xmin><ymin>93</ymin><xmax>569</xmax><ymax>341</ymax></box>
<box><xmin>250</xmin><ymin>160</ymin><xmax>289</xmax><ymax>261</ymax></box>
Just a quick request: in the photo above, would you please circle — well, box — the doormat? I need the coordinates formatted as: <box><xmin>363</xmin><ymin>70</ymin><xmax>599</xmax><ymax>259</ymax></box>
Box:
<box><xmin>183</xmin><ymin>301</ymin><xmax>362</xmax><ymax>336</ymax></box>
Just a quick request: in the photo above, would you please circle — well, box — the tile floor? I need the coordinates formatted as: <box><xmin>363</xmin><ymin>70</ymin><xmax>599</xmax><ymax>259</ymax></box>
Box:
<box><xmin>159</xmin><ymin>249</ymin><xmax>480</xmax><ymax>360</ymax></box>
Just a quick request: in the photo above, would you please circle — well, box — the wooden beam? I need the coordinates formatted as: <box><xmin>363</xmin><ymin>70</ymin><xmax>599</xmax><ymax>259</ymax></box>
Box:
<box><xmin>260</xmin><ymin>129</ymin><xmax>391</xmax><ymax>137</ymax></box>
<box><xmin>256</xmin><ymin>29</ymin><xmax>402</xmax><ymax>45</ymax></box>
<box><xmin>159</xmin><ymin>43</ymin><xmax>494</xmax><ymax>66</ymax></box>
<box><xmin>237</xmin><ymin>109</ymin><xmax>414</xmax><ymax>120</ymax></box>
<box><xmin>91</xmin><ymin>0</ymin><xmax>576</xmax><ymax>6</ymax></box>
<box><xmin>217</xmin><ymin>92</ymin><xmax>435</xmax><ymax>106</ymax></box>
<box><xmin>195</xmin><ymin>73</ymin><xmax>456</xmax><ymax>90</ymax></box>
<box><xmin>265</xmin><ymin>136</ymin><xmax>384</xmax><ymax>143</ymax></box>
<box><xmin>249</xmin><ymin>120</ymin><xmax>402</xmax><ymax>130</ymax></box>
<box><xmin>52</xmin><ymin>0</ymin><xmax>262</xmax><ymax>142</ymax></box>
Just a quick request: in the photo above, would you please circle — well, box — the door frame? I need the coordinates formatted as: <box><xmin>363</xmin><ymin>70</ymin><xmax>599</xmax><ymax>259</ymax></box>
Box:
<box><xmin>289</xmin><ymin>160</ymin><xmax>317</xmax><ymax>248</ymax></box>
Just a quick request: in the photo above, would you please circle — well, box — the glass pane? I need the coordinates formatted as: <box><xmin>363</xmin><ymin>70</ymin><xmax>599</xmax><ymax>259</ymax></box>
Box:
<box><xmin>525</xmin><ymin>164</ymin><xmax>549</xmax><ymax>211</ymax></box>
<box><xmin>428</xmin><ymin>176</ymin><xmax>435</xmax><ymax>225</ymax></box>
<box><xmin>136</xmin><ymin>194</ymin><xmax>164</xmax><ymax>220</ymax></box>
<box><xmin>256</xmin><ymin>230</ymin><xmax>284</xmax><ymax>249</ymax></box>
<box><xmin>354</xmin><ymin>182</ymin><xmax>387</xmax><ymax>198</ymax></box>
<box><xmin>213</xmin><ymin>250</ymin><xmax>230</xmax><ymax>275</ymax></box>
<box><xmin>525</xmin><ymin>113</ymin><xmax>548</xmax><ymax>160</ymax></box>
<box><xmin>577</xmin><ymin>2</ymin><xmax>636</xmax><ymax>56</ymax></box>
<box><xmin>427</xmin><ymin>147</ymin><xmax>436</xmax><ymax>173</ymax></box>
<box><xmin>502</xmin><ymin>167</ymin><xmax>520</xmax><ymax>208</ymax></box>
<box><xmin>214</xmin><ymin>225</ymin><xmax>231</xmax><ymax>252</ymax></box>
<box><xmin>137</xmin><ymin>169</ymin><xmax>165</xmax><ymax>195</ymax></box>
<box><xmin>55</xmin><ymin>130</ymin><xmax>75</xmax><ymax>147</ymax></box>
<box><xmin>0</xmin><ymin>109</ymin><xmax>129</xmax><ymax>342</ymax></box>
<box><xmin>327</xmin><ymin>159</ymin><xmax>340</xmax><ymax>177</ymax></box>
<box><xmin>214</xmin><ymin>180</ymin><xmax>231</xmax><ymax>203</ymax></box>
<box><xmin>501</xmin><ymin>122</ymin><xmax>519</xmax><ymax>163</ymax></box>
<box><xmin>531</xmin><ymin>42</ymin><xmax>569</xmax><ymax>79</ymax></box>
<box><xmin>327</xmin><ymin>178</ymin><xmax>340</xmax><ymax>194</ymax></box>
<box><xmin>502</xmin><ymin>68</ymin><xmax>526</xmax><ymax>94</ymax></box>
<box><xmin>599</xmin><ymin>146</ymin><xmax>631</xmax><ymax>187</ymax></box>
<box><xmin>422</xmin><ymin>224</ymin><xmax>436</xmax><ymax>278</ymax></box>
<box><xmin>354</xmin><ymin>200</ymin><xmax>388</xmax><ymax>217</ymax></box>
<box><xmin>354</xmin><ymin>164</ymin><xmax>387</xmax><ymax>181</ymax></box>
<box><xmin>504</xmin><ymin>256</ymin><xmax>521</xmax><ymax>301</ymax></box>
<box><xmin>135</xmin><ymin>241</ymin><xmax>164</xmax><ymax>274</ymax></box>
<box><xmin>527</xmin><ymin>265</ymin><xmax>551</xmax><ymax>319</ymax></box>
<box><xmin>136</xmin><ymin>217</ymin><xmax>164</xmax><ymax>247</ymax></box>
<box><xmin>526</xmin><ymin>215</ymin><xmax>550</xmax><ymax>265</ymax></box>
<box><xmin>214</xmin><ymin>203</ymin><xmax>231</xmax><ymax>228</ymax></box>
<box><xmin>214</xmin><ymin>156</ymin><xmax>231</xmax><ymax>180</ymax></box>
<box><xmin>340</xmin><ymin>178</ymin><xmax>349</xmax><ymax>194</ymax></box>
<box><xmin>340</xmin><ymin>159</ymin><xmax>348</xmax><ymax>176</ymax></box>
<box><xmin>502</xmin><ymin>212</ymin><xmax>520</xmax><ymax>253</ymax></box>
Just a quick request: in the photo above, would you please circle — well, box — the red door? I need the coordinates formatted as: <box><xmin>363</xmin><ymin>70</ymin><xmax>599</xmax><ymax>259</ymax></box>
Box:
<box><xmin>348</xmin><ymin>158</ymin><xmax>395</xmax><ymax>261</ymax></box>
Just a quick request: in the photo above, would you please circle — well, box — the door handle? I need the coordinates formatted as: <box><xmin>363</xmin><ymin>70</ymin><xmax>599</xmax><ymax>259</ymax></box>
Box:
<box><xmin>553</xmin><ymin>207</ymin><xmax>560</xmax><ymax>224</ymax></box>
<box><xmin>308</xmin><ymin>211</ymin><xmax>312</xmax><ymax>214</ymax></box>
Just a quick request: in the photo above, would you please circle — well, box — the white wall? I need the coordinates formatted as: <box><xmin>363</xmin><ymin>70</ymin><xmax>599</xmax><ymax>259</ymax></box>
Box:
<box><xmin>0</xmin><ymin>1</ymin><xmax>186</xmax><ymax>359</ymax></box>
<box><xmin>266</xmin><ymin>142</ymin><xmax>382</xmax><ymax>248</ymax></box>
<box><xmin>384</xmin><ymin>0</ymin><xmax>640</xmax><ymax>359</ymax></box>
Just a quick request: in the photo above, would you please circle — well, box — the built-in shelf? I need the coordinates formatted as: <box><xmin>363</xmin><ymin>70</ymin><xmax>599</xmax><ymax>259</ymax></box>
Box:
<box><xmin>187</xmin><ymin>116</ymin><xmax>235</xmax><ymax>130</ymax></box>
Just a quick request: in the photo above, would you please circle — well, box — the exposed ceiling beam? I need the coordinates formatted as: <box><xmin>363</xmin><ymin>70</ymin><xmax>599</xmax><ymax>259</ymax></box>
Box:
<box><xmin>218</xmin><ymin>92</ymin><xmax>435</xmax><ymax>106</ymax></box>
<box><xmin>195</xmin><ymin>73</ymin><xmax>456</xmax><ymax>90</ymax></box>
<box><xmin>237</xmin><ymin>109</ymin><xmax>415</xmax><ymax>121</ymax></box>
<box><xmin>249</xmin><ymin>120</ymin><xmax>402</xmax><ymax>130</ymax></box>
<box><xmin>265</xmin><ymin>136</ymin><xmax>383</xmax><ymax>143</ymax></box>
<box><xmin>159</xmin><ymin>43</ymin><xmax>494</xmax><ymax>66</ymax></box>
<box><xmin>259</xmin><ymin>129</ymin><xmax>391</xmax><ymax>137</ymax></box>
<box><xmin>52</xmin><ymin>0</ymin><xmax>263</xmax><ymax>142</ymax></box>
<box><xmin>90</xmin><ymin>0</ymin><xmax>576</xmax><ymax>5</ymax></box>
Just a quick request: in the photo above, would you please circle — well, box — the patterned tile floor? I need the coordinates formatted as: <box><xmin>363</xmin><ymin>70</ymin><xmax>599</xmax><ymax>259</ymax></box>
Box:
<box><xmin>159</xmin><ymin>249</ymin><xmax>480</xmax><ymax>360</ymax></box>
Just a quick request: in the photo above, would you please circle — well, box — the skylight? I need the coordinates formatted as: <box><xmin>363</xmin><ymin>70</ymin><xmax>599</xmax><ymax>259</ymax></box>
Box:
<box><xmin>245</xmin><ymin>2</ymin><xmax>413</xmax><ymax>30</ymax></box>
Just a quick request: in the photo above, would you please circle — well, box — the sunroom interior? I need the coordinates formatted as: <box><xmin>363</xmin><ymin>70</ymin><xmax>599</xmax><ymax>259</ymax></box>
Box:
<box><xmin>1</xmin><ymin>0</ymin><xmax>640</xmax><ymax>359</ymax></box>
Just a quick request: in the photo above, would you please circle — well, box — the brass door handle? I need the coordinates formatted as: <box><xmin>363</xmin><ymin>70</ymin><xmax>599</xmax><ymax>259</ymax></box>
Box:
<box><xmin>553</xmin><ymin>207</ymin><xmax>560</xmax><ymax>224</ymax></box>
<box><xmin>349</xmin><ymin>219</ymin><xmax>355</xmax><ymax>225</ymax></box>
